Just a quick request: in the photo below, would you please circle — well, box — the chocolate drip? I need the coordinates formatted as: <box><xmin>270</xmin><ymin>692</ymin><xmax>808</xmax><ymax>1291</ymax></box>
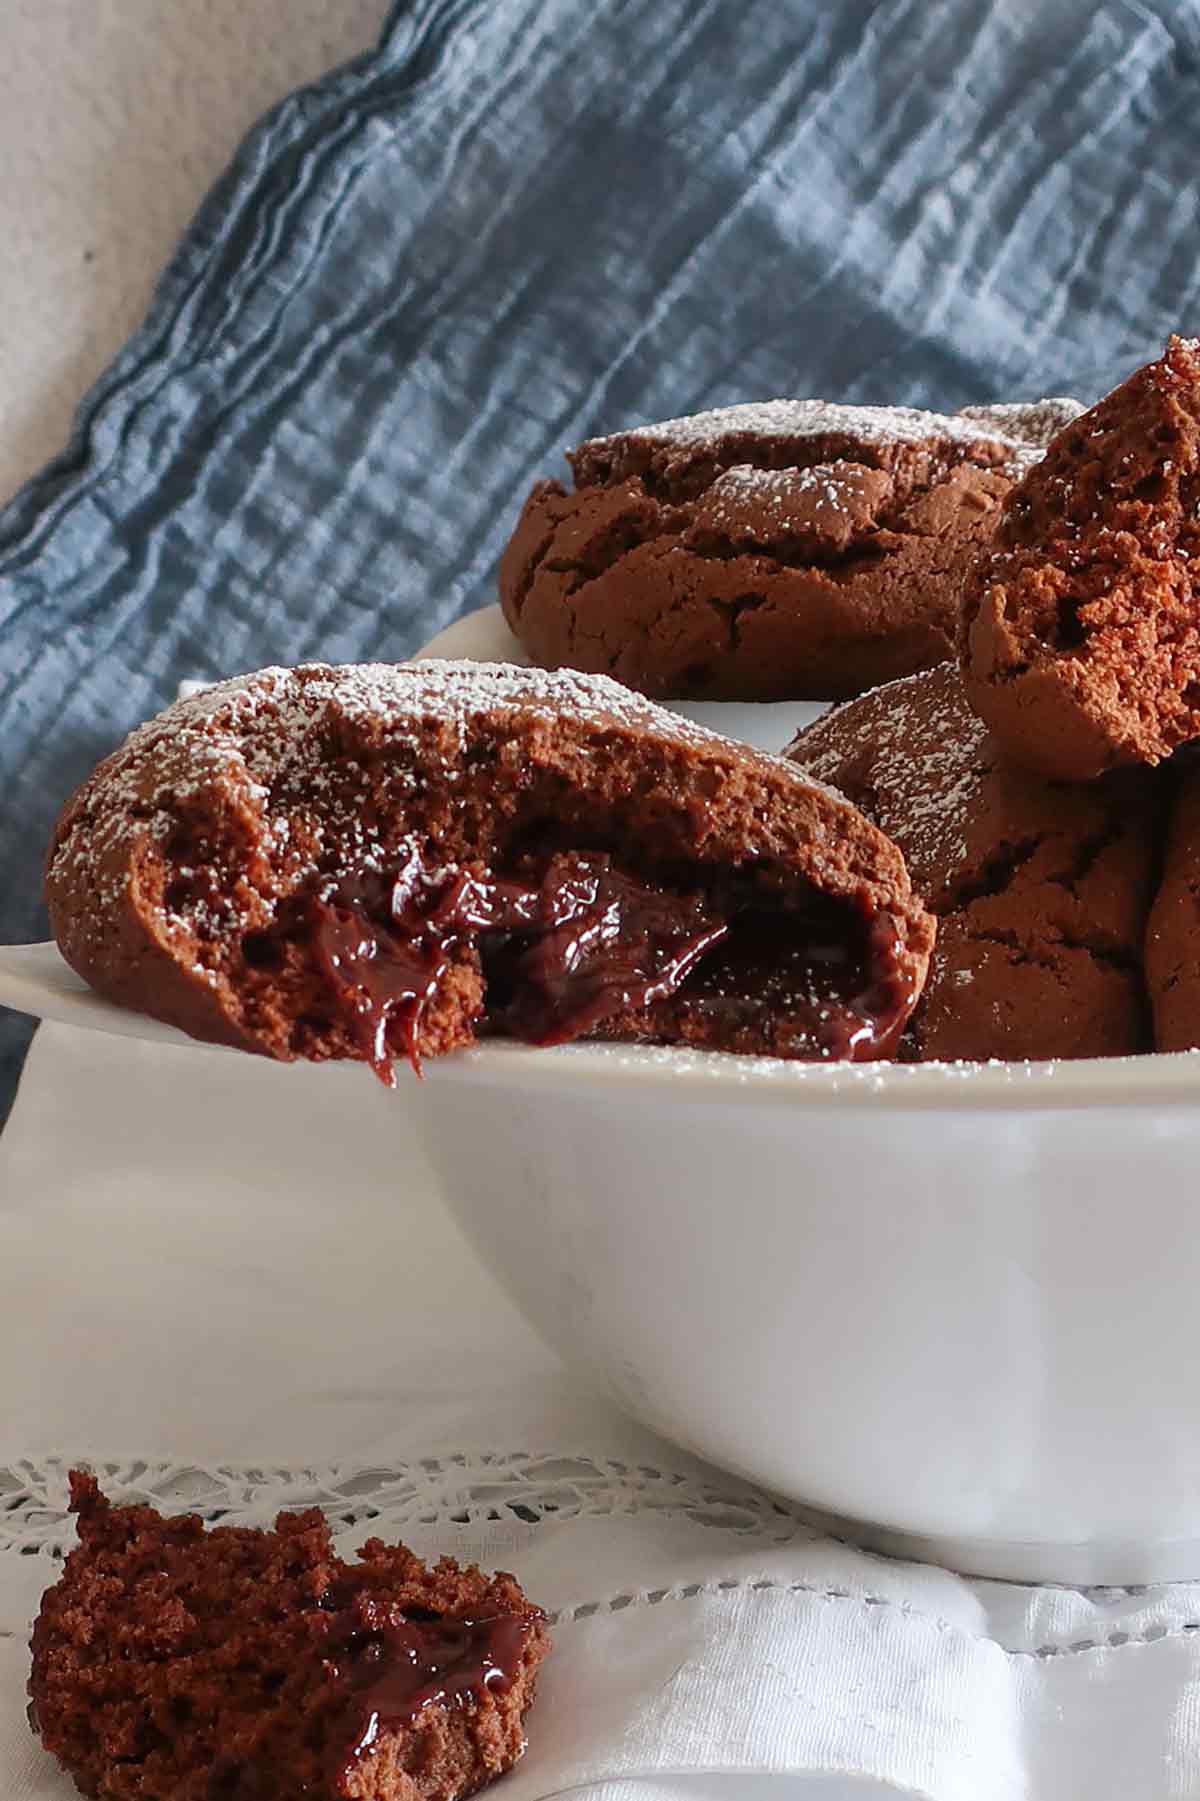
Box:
<box><xmin>480</xmin><ymin>857</ymin><xmax>728</xmax><ymax>1044</ymax></box>
<box><xmin>300</xmin><ymin>840</ymin><xmax>911</xmax><ymax>1081</ymax></box>
<box><xmin>686</xmin><ymin>905</ymin><xmax>913</xmax><ymax>1059</ymax></box>
<box><xmin>326</xmin><ymin>1604</ymin><xmax>530</xmax><ymax>1786</ymax></box>
<box><xmin>309</xmin><ymin>846</ymin><xmax>726</xmax><ymax>1081</ymax></box>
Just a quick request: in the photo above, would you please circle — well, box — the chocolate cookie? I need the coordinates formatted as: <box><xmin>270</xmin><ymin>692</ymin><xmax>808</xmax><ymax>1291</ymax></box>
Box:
<box><xmin>45</xmin><ymin>661</ymin><xmax>935</xmax><ymax>1076</ymax></box>
<box><xmin>499</xmin><ymin>397</ymin><xmax>1082</xmax><ymax>701</ymax></box>
<box><xmin>29</xmin><ymin>1472</ymin><xmax>548</xmax><ymax>1801</ymax></box>
<box><xmin>1145</xmin><ymin>760</ymin><xmax>1200</xmax><ymax>1051</ymax></box>
<box><xmin>962</xmin><ymin>337</ymin><xmax>1200</xmax><ymax>780</ymax></box>
<box><xmin>786</xmin><ymin>663</ymin><xmax>1158</xmax><ymax>1061</ymax></box>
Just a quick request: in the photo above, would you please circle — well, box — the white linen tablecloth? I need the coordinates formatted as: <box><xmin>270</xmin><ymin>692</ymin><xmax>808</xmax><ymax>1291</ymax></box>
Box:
<box><xmin>4</xmin><ymin>1021</ymin><xmax>1200</xmax><ymax>1800</ymax></box>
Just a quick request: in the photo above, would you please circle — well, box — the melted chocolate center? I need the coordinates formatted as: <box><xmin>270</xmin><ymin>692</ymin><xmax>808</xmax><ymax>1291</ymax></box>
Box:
<box><xmin>685</xmin><ymin>906</ymin><xmax>910</xmax><ymax>1059</ymax></box>
<box><xmin>325</xmin><ymin>1602</ymin><xmax>529</xmax><ymax>1786</ymax></box>
<box><xmin>310</xmin><ymin>847</ymin><xmax>726</xmax><ymax>1080</ymax></box>
<box><xmin>299</xmin><ymin>840</ymin><xmax>910</xmax><ymax>1081</ymax></box>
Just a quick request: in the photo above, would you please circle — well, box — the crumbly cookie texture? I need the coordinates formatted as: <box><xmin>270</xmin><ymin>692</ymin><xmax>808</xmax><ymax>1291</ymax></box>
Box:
<box><xmin>499</xmin><ymin>397</ymin><xmax>1082</xmax><ymax>701</ymax></box>
<box><xmin>45</xmin><ymin>660</ymin><xmax>936</xmax><ymax>1074</ymax></box>
<box><xmin>28</xmin><ymin>1472</ymin><xmax>549</xmax><ymax>1801</ymax></box>
<box><xmin>961</xmin><ymin>337</ymin><xmax>1200</xmax><ymax>780</ymax></box>
<box><xmin>786</xmin><ymin>662</ymin><xmax>1159</xmax><ymax>1062</ymax></box>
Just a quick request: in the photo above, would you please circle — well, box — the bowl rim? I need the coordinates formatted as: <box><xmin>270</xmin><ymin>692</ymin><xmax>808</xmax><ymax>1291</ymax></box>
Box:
<box><xmin>3</xmin><ymin>939</ymin><xmax>1199</xmax><ymax>1114</ymax></box>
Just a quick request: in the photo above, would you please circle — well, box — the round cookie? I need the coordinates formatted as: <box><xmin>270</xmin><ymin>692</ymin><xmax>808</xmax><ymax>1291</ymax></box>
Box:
<box><xmin>499</xmin><ymin>396</ymin><xmax>1082</xmax><ymax>701</ymax></box>
<box><xmin>45</xmin><ymin>660</ymin><xmax>936</xmax><ymax>1074</ymax></box>
<box><xmin>962</xmin><ymin>337</ymin><xmax>1200</xmax><ymax>780</ymax></box>
<box><xmin>786</xmin><ymin>663</ymin><xmax>1159</xmax><ymax>1061</ymax></box>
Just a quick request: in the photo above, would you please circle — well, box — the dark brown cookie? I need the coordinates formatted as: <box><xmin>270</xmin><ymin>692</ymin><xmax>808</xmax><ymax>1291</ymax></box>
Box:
<box><xmin>29</xmin><ymin>1472</ymin><xmax>548</xmax><ymax>1801</ymax></box>
<box><xmin>499</xmin><ymin>397</ymin><xmax>1081</xmax><ymax>701</ymax></box>
<box><xmin>1145</xmin><ymin>760</ymin><xmax>1200</xmax><ymax>1050</ymax></box>
<box><xmin>786</xmin><ymin>663</ymin><xmax>1158</xmax><ymax>1061</ymax></box>
<box><xmin>45</xmin><ymin>660</ymin><xmax>935</xmax><ymax>1075</ymax></box>
<box><xmin>962</xmin><ymin>337</ymin><xmax>1200</xmax><ymax>780</ymax></box>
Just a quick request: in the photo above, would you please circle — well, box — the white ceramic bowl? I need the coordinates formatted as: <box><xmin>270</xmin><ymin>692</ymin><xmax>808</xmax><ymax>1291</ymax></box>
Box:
<box><xmin>416</xmin><ymin>1034</ymin><xmax>1200</xmax><ymax>1587</ymax></box>
<box><xmin>8</xmin><ymin>608</ymin><xmax>1200</xmax><ymax>1585</ymax></box>
<box><xmin>5</xmin><ymin>938</ymin><xmax>1200</xmax><ymax>1585</ymax></box>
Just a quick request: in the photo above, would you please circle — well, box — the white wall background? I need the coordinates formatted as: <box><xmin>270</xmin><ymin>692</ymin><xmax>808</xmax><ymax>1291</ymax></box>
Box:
<box><xmin>0</xmin><ymin>0</ymin><xmax>390</xmax><ymax>504</ymax></box>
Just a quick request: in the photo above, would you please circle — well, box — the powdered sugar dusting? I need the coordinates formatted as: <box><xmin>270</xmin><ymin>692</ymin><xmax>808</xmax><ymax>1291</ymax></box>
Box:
<box><xmin>587</xmin><ymin>395</ymin><xmax>1082</xmax><ymax>463</ymax></box>
<box><xmin>958</xmin><ymin>397</ymin><xmax>1085</xmax><ymax>450</ymax></box>
<box><xmin>697</xmin><ymin>461</ymin><xmax>886</xmax><ymax>536</ymax></box>
<box><xmin>47</xmin><ymin>660</ymin><xmax>853</xmax><ymax>954</ymax></box>
<box><xmin>711</xmin><ymin>463</ymin><xmax>838</xmax><ymax>500</ymax></box>
<box><xmin>788</xmin><ymin>665</ymin><xmax>989</xmax><ymax>883</ymax></box>
<box><xmin>143</xmin><ymin>658</ymin><xmax>786</xmax><ymax>763</ymax></box>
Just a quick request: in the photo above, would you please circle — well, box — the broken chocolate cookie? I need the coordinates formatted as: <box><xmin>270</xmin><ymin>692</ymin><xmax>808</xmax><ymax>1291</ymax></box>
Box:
<box><xmin>29</xmin><ymin>1473</ymin><xmax>548</xmax><ymax>1801</ymax></box>
<box><xmin>961</xmin><ymin>337</ymin><xmax>1200</xmax><ymax>780</ymax></box>
<box><xmin>45</xmin><ymin>660</ymin><xmax>935</xmax><ymax>1076</ymax></box>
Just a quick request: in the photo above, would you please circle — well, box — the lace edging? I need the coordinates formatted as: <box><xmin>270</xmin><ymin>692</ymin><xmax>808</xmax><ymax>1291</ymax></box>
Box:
<box><xmin>5</xmin><ymin>1454</ymin><xmax>1198</xmax><ymax>1666</ymax></box>
<box><xmin>0</xmin><ymin>1451</ymin><xmax>803</xmax><ymax>1559</ymax></box>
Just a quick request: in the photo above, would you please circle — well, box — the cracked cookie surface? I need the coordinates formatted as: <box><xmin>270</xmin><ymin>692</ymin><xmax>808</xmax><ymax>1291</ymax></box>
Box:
<box><xmin>961</xmin><ymin>337</ymin><xmax>1200</xmax><ymax>779</ymax></box>
<box><xmin>786</xmin><ymin>663</ymin><xmax>1159</xmax><ymax>1061</ymax></box>
<box><xmin>499</xmin><ymin>397</ymin><xmax>1081</xmax><ymax>701</ymax></box>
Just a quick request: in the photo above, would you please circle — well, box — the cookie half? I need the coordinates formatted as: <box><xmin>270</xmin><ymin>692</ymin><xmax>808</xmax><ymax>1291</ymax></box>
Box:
<box><xmin>29</xmin><ymin>1473</ymin><xmax>548</xmax><ymax>1801</ymax></box>
<box><xmin>787</xmin><ymin>663</ymin><xmax>1158</xmax><ymax>1061</ymax></box>
<box><xmin>45</xmin><ymin>660</ymin><xmax>935</xmax><ymax>1075</ymax></box>
<box><xmin>962</xmin><ymin>337</ymin><xmax>1200</xmax><ymax>780</ymax></box>
<box><xmin>499</xmin><ymin>397</ymin><xmax>1081</xmax><ymax>701</ymax></box>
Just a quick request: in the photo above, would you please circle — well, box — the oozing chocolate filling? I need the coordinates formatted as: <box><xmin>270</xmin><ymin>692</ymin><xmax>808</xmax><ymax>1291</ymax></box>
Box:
<box><xmin>290</xmin><ymin>839</ymin><xmax>911</xmax><ymax>1081</ymax></box>
<box><xmin>324</xmin><ymin>1600</ymin><xmax>530</xmax><ymax>1787</ymax></box>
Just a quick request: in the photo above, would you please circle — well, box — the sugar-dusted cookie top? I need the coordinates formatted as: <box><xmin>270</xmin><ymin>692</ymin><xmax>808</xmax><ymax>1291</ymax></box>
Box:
<box><xmin>500</xmin><ymin>396</ymin><xmax>1082</xmax><ymax>702</ymax></box>
<box><xmin>46</xmin><ymin>660</ymin><xmax>936</xmax><ymax>1073</ymax></box>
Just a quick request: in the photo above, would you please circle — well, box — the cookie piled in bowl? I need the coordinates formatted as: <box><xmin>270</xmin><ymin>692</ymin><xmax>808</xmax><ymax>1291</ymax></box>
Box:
<box><xmin>962</xmin><ymin>335</ymin><xmax>1200</xmax><ymax>780</ymax></box>
<box><xmin>44</xmin><ymin>660</ymin><xmax>936</xmax><ymax>1079</ymax></box>
<box><xmin>29</xmin><ymin>1472</ymin><xmax>549</xmax><ymax>1801</ymax></box>
<box><xmin>499</xmin><ymin>396</ymin><xmax>1081</xmax><ymax>701</ymax></box>
<box><xmin>786</xmin><ymin>338</ymin><xmax>1200</xmax><ymax>1061</ymax></box>
<box><xmin>786</xmin><ymin>663</ymin><xmax>1160</xmax><ymax>1062</ymax></box>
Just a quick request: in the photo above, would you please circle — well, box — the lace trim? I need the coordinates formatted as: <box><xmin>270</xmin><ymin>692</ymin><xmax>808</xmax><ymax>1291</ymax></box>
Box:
<box><xmin>4</xmin><ymin>1456</ymin><xmax>1198</xmax><ymax>1665</ymax></box>
<box><xmin>0</xmin><ymin>1452</ymin><xmax>803</xmax><ymax>1560</ymax></box>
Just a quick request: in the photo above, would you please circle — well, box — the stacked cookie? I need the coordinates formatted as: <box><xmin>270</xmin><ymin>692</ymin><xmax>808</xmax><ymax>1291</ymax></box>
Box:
<box><xmin>785</xmin><ymin>339</ymin><xmax>1200</xmax><ymax>1060</ymax></box>
<box><xmin>500</xmin><ymin>396</ymin><xmax>1082</xmax><ymax>700</ymax></box>
<box><xmin>42</xmin><ymin>342</ymin><xmax>1200</xmax><ymax>1072</ymax></box>
<box><xmin>786</xmin><ymin>664</ymin><xmax>1160</xmax><ymax>1062</ymax></box>
<box><xmin>503</xmin><ymin>338</ymin><xmax>1200</xmax><ymax>1062</ymax></box>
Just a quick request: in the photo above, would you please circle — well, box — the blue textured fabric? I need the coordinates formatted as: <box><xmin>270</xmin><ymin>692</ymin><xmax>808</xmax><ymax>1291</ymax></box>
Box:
<box><xmin>3</xmin><ymin>0</ymin><xmax>1199</xmax><ymax>1117</ymax></box>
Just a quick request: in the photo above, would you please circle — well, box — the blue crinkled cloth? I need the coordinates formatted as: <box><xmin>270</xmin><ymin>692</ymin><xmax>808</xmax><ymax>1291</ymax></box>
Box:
<box><xmin>2</xmin><ymin>0</ymin><xmax>1199</xmax><ymax>1119</ymax></box>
